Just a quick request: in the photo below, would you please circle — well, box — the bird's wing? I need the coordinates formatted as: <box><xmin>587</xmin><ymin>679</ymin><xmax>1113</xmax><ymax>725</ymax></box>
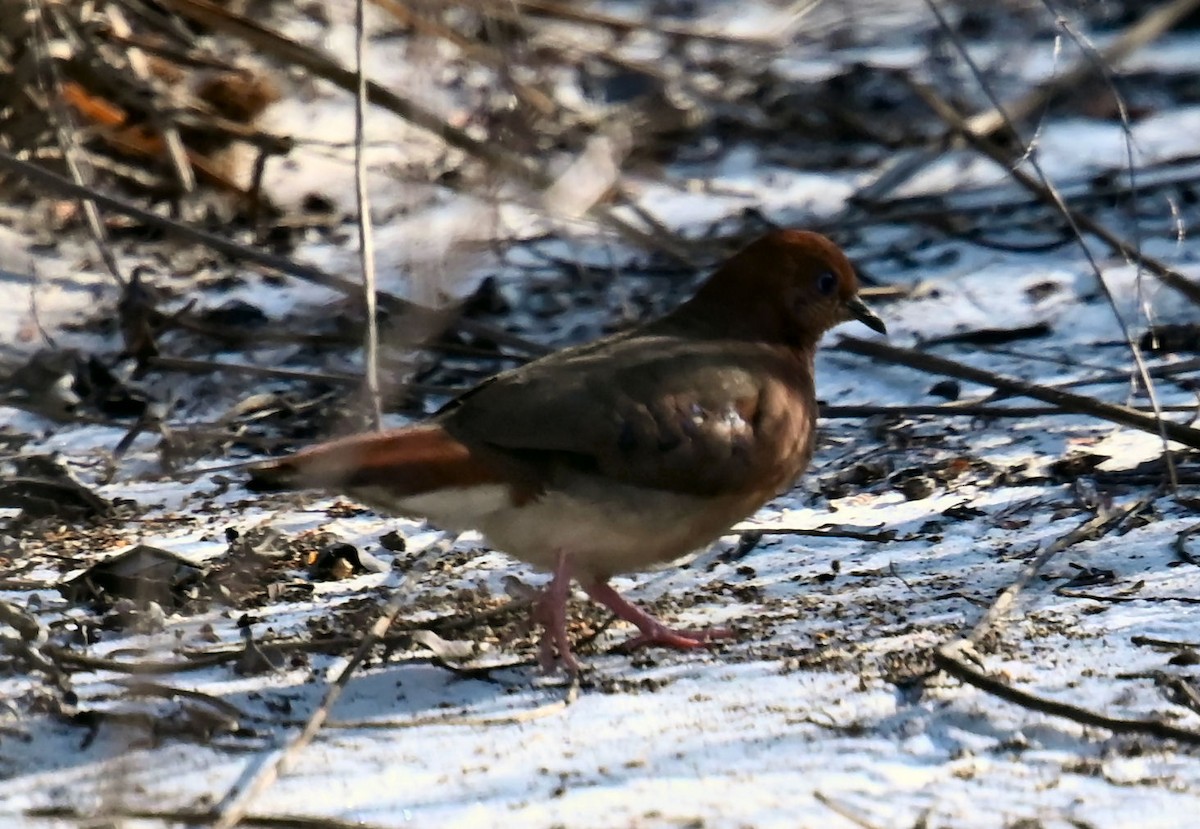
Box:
<box><xmin>439</xmin><ymin>335</ymin><xmax>815</xmax><ymax>497</ymax></box>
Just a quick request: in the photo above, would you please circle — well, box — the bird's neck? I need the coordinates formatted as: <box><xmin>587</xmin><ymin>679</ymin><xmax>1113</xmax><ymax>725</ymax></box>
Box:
<box><xmin>661</xmin><ymin>294</ymin><xmax>824</xmax><ymax>356</ymax></box>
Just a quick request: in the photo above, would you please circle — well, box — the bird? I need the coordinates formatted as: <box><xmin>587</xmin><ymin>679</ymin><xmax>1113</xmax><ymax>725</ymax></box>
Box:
<box><xmin>251</xmin><ymin>229</ymin><xmax>886</xmax><ymax>673</ymax></box>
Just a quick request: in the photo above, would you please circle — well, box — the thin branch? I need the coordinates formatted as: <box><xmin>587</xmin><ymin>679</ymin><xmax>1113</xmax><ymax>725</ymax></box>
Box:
<box><xmin>210</xmin><ymin>551</ymin><xmax>451</xmax><ymax>828</ymax></box>
<box><xmin>929</xmin><ymin>494</ymin><xmax>1200</xmax><ymax>745</ymax></box>
<box><xmin>155</xmin><ymin>0</ymin><xmax>691</xmax><ymax>261</ymax></box>
<box><xmin>919</xmin><ymin>0</ymin><xmax>1182</xmax><ymax>490</ymax></box>
<box><xmin>1174</xmin><ymin>522</ymin><xmax>1200</xmax><ymax>565</ymax></box>
<box><xmin>25</xmin><ymin>806</ymin><xmax>393</xmax><ymax>829</ymax></box>
<box><xmin>1056</xmin><ymin>589</ymin><xmax>1200</xmax><ymax>605</ymax></box>
<box><xmin>354</xmin><ymin>0</ymin><xmax>382</xmax><ymax>429</ymax></box>
<box><xmin>813</xmin><ymin>790</ymin><xmax>887</xmax><ymax>829</ymax></box>
<box><xmin>903</xmin><ymin>77</ymin><xmax>1200</xmax><ymax>311</ymax></box>
<box><xmin>145</xmin><ymin>355</ymin><xmax>461</xmax><ymax>397</ymax></box>
<box><xmin>0</xmin><ymin>149</ymin><xmax>547</xmax><ymax>357</ymax></box>
<box><xmin>1053</xmin><ymin>355</ymin><xmax>1200</xmax><ymax>391</ymax></box>
<box><xmin>28</xmin><ymin>0</ymin><xmax>125</xmax><ymax>286</ymax></box>
<box><xmin>460</xmin><ymin>0</ymin><xmax>789</xmax><ymax>47</ymax></box>
<box><xmin>964</xmin><ymin>0</ymin><xmax>1200</xmax><ymax>138</ymax></box>
<box><xmin>969</xmin><ymin>497</ymin><xmax>1155</xmax><ymax>644</ymax></box>
<box><xmin>326</xmin><ymin>685</ymin><xmax>576</xmax><ymax>730</ymax></box>
<box><xmin>106</xmin><ymin>4</ymin><xmax>197</xmax><ymax>194</ymax></box>
<box><xmin>732</xmin><ymin>524</ymin><xmax>903</xmax><ymax>543</ymax></box>
<box><xmin>820</xmin><ymin>402</ymin><xmax>1200</xmax><ymax>419</ymax></box>
<box><xmin>847</xmin><ymin>0</ymin><xmax>1200</xmax><ymax>218</ymax></box>
<box><xmin>839</xmin><ymin>337</ymin><xmax>1200</xmax><ymax>450</ymax></box>
<box><xmin>933</xmin><ymin>641</ymin><xmax>1200</xmax><ymax>745</ymax></box>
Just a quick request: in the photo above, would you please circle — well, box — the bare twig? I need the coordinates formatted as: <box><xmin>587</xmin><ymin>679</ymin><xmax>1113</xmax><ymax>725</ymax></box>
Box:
<box><xmin>1054</xmin><ymin>355</ymin><xmax>1200</xmax><ymax>391</ymax></box>
<box><xmin>918</xmin><ymin>0</ymin><xmax>1183</xmax><ymax>491</ymax></box>
<box><xmin>964</xmin><ymin>0</ymin><xmax>1200</xmax><ymax>138</ymax></box>
<box><xmin>460</xmin><ymin>0</ymin><xmax>789</xmax><ymax>47</ymax></box>
<box><xmin>820</xmin><ymin>403</ymin><xmax>1200</xmax><ymax>419</ymax></box>
<box><xmin>155</xmin><ymin>0</ymin><xmax>690</xmax><ymax>261</ymax></box>
<box><xmin>45</xmin><ymin>644</ymin><xmax>235</xmax><ymax>674</ymax></box>
<box><xmin>208</xmin><ymin>545</ymin><xmax>504</xmax><ymax>829</ymax></box>
<box><xmin>847</xmin><ymin>0</ymin><xmax>1200</xmax><ymax>220</ymax></box>
<box><xmin>1174</xmin><ymin>522</ymin><xmax>1200</xmax><ymax>566</ymax></box>
<box><xmin>732</xmin><ymin>524</ymin><xmax>902</xmax><ymax>543</ymax></box>
<box><xmin>106</xmin><ymin>4</ymin><xmax>197</xmax><ymax>194</ymax></box>
<box><xmin>326</xmin><ymin>684</ymin><xmax>577</xmax><ymax>730</ymax></box>
<box><xmin>210</xmin><ymin>598</ymin><xmax>418</xmax><ymax>826</ymax></box>
<box><xmin>840</xmin><ymin>336</ymin><xmax>1200</xmax><ymax>451</ymax></box>
<box><xmin>933</xmin><ymin>641</ymin><xmax>1200</xmax><ymax>745</ymax></box>
<box><xmin>904</xmin><ymin>75</ymin><xmax>1200</xmax><ymax>311</ymax></box>
<box><xmin>25</xmin><ymin>806</ymin><xmax>393</xmax><ymax>829</ymax></box>
<box><xmin>813</xmin><ymin>790</ymin><xmax>886</xmax><ymax>829</ymax></box>
<box><xmin>1132</xmin><ymin>635</ymin><xmax>1200</xmax><ymax>649</ymax></box>
<box><xmin>967</xmin><ymin>497</ymin><xmax>1155</xmax><ymax>644</ymax></box>
<box><xmin>146</xmin><ymin>356</ymin><xmax>358</xmax><ymax>387</ymax></box>
<box><xmin>116</xmin><ymin>678</ymin><xmax>249</xmax><ymax>728</ymax></box>
<box><xmin>929</xmin><ymin>494</ymin><xmax>1200</xmax><ymax>745</ymax></box>
<box><xmin>0</xmin><ymin>149</ymin><xmax>547</xmax><ymax>357</ymax></box>
<box><xmin>145</xmin><ymin>355</ymin><xmax>461</xmax><ymax>398</ymax></box>
<box><xmin>1056</xmin><ymin>589</ymin><xmax>1200</xmax><ymax>605</ymax></box>
<box><xmin>354</xmin><ymin>0</ymin><xmax>382</xmax><ymax>429</ymax></box>
<box><xmin>27</xmin><ymin>0</ymin><xmax>125</xmax><ymax>286</ymax></box>
<box><xmin>1040</xmin><ymin>0</ymin><xmax>1153</xmax><ymax>350</ymax></box>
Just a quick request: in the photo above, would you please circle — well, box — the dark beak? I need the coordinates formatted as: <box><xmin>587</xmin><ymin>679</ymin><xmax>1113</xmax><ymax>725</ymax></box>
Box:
<box><xmin>845</xmin><ymin>295</ymin><xmax>887</xmax><ymax>335</ymax></box>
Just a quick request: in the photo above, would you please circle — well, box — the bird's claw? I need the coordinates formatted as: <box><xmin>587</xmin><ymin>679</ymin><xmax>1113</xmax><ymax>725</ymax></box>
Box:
<box><xmin>618</xmin><ymin>624</ymin><xmax>733</xmax><ymax>653</ymax></box>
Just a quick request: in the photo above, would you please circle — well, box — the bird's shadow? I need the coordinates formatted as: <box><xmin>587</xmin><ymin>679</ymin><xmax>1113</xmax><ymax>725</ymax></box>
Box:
<box><xmin>0</xmin><ymin>653</ymin><xmax>560</xmax><ymax>801</ymax></box>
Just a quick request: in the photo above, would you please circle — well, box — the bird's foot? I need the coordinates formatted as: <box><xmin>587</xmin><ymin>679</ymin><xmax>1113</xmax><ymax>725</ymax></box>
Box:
<box><xmin>530</xmin><ymin>552</ymin><xmax>581</xmax><ymax>675</ymax></box>
<box><xmin>618</xmin><ymin>622</ymin><xmax>733</xmax><ymax>652</ymax></box>
<box><xmin>581</xmin><ymin>579</ymin><xmax>732</xmax><ymax>653</ymax></box>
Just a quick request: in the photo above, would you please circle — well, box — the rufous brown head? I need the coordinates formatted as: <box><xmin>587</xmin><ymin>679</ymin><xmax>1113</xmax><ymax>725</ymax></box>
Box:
<box><xmin>680</xmin><ymin>229</ymin><xmax>886</xmax><ymax>348</ymax></box>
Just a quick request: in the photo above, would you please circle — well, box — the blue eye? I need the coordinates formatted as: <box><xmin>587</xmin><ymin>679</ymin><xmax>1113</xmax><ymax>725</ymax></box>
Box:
<box><xmin>816</xmin><ymin>270</ymin><xmax>837</xmax><ymax>295</ymax></box>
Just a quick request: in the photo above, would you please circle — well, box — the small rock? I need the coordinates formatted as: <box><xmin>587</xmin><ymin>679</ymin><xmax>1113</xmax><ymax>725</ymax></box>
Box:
<box><xmin>899</xmin><ymin>476</ymin><xmax>936</xmax><ymax>500</ymax></box>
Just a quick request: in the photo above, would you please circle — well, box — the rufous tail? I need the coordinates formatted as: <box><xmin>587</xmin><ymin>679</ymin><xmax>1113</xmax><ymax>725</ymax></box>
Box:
<box><xmin>248</xmin><ymin>424</ymin><xmax>506</xmax><ymax>497</ymax></box>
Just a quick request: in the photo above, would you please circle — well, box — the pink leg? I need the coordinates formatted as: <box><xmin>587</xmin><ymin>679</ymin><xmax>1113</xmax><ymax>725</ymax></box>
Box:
<box><xmin>530</xmin><ymin>551</ymin><xmax>580</xmax><ymax>674</ymax></box>
<box><xmin>581</xmin><ymin>579</ymin><xmax>732</xmax><ymax>652</ymax></box>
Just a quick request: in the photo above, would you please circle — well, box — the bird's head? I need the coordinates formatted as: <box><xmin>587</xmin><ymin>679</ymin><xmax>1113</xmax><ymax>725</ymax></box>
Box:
<box><xmin>683</xmin><ymin>229</ymin><xmax>886</xmax><ymax>348</ymax></box>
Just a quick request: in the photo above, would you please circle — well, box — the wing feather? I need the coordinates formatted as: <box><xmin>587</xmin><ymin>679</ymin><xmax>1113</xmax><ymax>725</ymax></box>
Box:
<box><xmin>439</xmin><ymin>336</ymin><xmax>815</xmax><ymax>497</ymax></box>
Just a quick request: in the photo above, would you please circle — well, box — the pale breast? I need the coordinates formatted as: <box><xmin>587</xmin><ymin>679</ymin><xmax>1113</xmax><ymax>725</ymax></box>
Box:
<box><xmin>477</xmin><ymin>475</ymin><xmax>775</xmax><ymax>580</ymax></box>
